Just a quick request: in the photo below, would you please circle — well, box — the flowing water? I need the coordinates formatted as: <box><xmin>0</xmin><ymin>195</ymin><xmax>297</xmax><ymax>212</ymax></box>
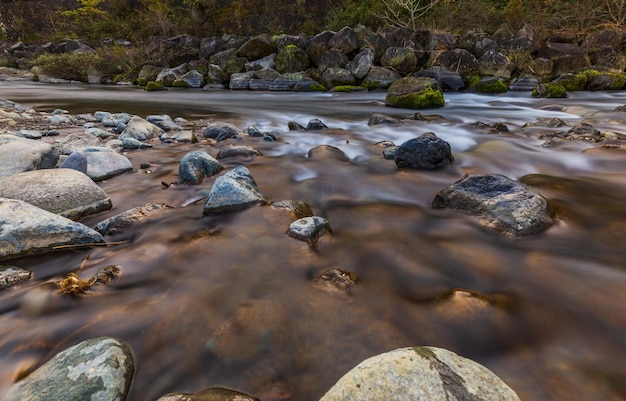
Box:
<box><xmin>0</xmin><ymin>83</ymin><xmax>625</xmax><ymax>401</ymax></box>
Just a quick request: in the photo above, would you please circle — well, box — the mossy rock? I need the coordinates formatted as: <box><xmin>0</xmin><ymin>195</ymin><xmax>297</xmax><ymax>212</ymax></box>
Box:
<box><xmin>333</xmin><ymin>85</ymin><xmax>367</xmax><ymax>92</ymax></box>
<box><xmin>385</xmin><ymin>77</ymin><xmax>445</xmax><ymax>109</ymax></box>
<box><xmin>475</xmin><ymin>78</ymin><xmax>508</xmax><ymax>93</ymax></box>
<box><xmin>172</xmin><ymin>79</ymin><xmax>191</xmax><ymax>88</ymax></box>
<box><xmin>145</xmin><ymin>81</ymin><xmax>167</xmax><ymax>91</ymax></box>
<box><xmin>532</xmin><ymin>83</ymin><xmax>567</xmax><ymax>98</ymax></box>
<box><xmin>556</xmin><ymin>73</ymin><xmax>588</xmax><ymax>91</ymax></box>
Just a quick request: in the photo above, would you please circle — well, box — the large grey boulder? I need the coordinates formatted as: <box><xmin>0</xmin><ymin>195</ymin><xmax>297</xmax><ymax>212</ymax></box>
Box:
<box><xmin>0</xmin><ymin>168</ymin><xmax>112</xmax><ymax>220</ymax></box>
<box><xmin>394</xmin><ymin>133</ymin><xmax>454</xmax><ymax>169</ymax></box>
<box><xmin>537</xmin><ymin>42</ymin><xmax>590</xmax><ymax>78</ymax></box>
<box><xmin>0</xmin><ymin>198</ymin><xmax>105</xmax><ymax>261</ymax></box>
<box><xmin>58</xmin><ymin>132</ymin><xmax>103</xmax><ymax>155</ymax></box>
<box><xmin>203</xmin><ymin>166</ymin><xmax>266</xmax><ymax>215</ymax></box>
<box><xmin>348</xmin><ymin>47</ymin><xmax>374</xmax><ymax>79</ymax></box>
<box><xmin>120</xmin><ymin>116</ymin><xmax>164</xmax><ymax>141</ymax></box>
<box><xmin>276</xmin><ymin>45</ymin><xmax>310</xmax><ymax>73</ymax></box>
<box><xmin>329</xmin><ymin>26</ymin><xmax>358</xmax><ymax>54</ymax></box>
<box><xmin>83</xmin><ymin>147</ymin><xmax>133</xmax><ymax>181</ymax></box>
<box><xmin>237</xmin><ymin>34</ymin><xmax>277</xmax><ymax>61</ymax></box>
<box><xmin>0</xmin><ymin>134</ymin><xmax>58</xmax><ymax>178</ymax></box>
<box><xmin>381</xmin><ymin>47</ymin><xmax>418</xmax><ymax>74</ymax></box>
<box><xmin>3</xmin><ymin>337</ymin><xmax>134</xmax><ymax>401</ymax></box>
<box><xmin>432</xmin><ymin>173</ymin><xmax>555</xmax><ymax>236</ymax></box>
<box><xmin>362</xmin><ymin>66</ymin><xmax>401</xmax><ymax>90</ymax></box>
<box><xmin>179</xmin><ymin>150</ymin><xmax>224</xmax><ymax>185</ymax></box>
<box><xmin>320</xmin><ymin>347</ymin><xmax>521</xmax><ymax>401</ymax></box>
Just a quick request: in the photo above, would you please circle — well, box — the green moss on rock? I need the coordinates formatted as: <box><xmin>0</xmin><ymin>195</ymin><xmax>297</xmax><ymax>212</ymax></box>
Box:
<box><xmin>145</xmin><ymin>81</ymin><xmax>166</xmax><ymax>91</ymax></box>
<box><xmin>532</xmin><ymin>83</ymin><xmax>567</xmax><ymax>98</ymax></box>
<box><xmin>386</xmin><ymin>87</ymin><xmax>444</xmax><ymax>109</ymax></box>
<box><xmin>333</xmin><ymin>85</ymin><xmax>367</xmax><ymax>92</ymax></box>
<box><xmin>172</xmin><ymin>79</ymin><xmax>190</xmax><ymax>88</ymax></box>
<box><xmin>475</xmin><ymin>79</ymin><xmax>508</xmax><ymax>93</ymax></box>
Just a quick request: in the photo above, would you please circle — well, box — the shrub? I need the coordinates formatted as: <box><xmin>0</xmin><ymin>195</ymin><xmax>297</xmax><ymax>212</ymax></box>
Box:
<box><xmin>31</xmin><ymin>52</ymin><xmax>104</xmax><ymax>82</ymax></box>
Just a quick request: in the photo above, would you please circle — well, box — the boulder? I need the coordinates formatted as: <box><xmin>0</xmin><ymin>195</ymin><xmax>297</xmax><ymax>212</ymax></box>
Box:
<box><xmin>245</xmin><ymin>53</ymin><xmax>276</xmax><ymax>71</ymax></box>
<box><xmin>381</xmin><ymin>47</ymin><xmax>418</xmax><ymax>74</ymax></box>
<box><xmin>0</xmin><ymin>198</ymin><xmax>105</xmax><ymax>261</ymax></box>
<box><xmin>477</xmin><ymin>51</ymin><xmax>513</xmax><ymax>79</ymax></box>
<box><xmin>178</xmin><ymin>150</ymin><xmax>224</xmax><ymax>185</ymax></box>
<box><xmin>537</xmin><ymin>42</ymin><xmax>590</xmax><ymax>78</ymax></box>
<box><xmin>0</xmin><ymin>168</ymin><xmax>112</xmax><ymax>220</ymax></box>
<box><xmin>83</xmin><ymin>147</ymin><xmax>133</xmax><ymax>181</ymax></box>
<box><xmin>329</xmin><ymin>26</ymin><xmax>358</xmax><ymax>54</ymax></box>
<box><xmin>276</xmin><ymin>34</ymin><xmax>310</xmax><ymax>50</ymax></box>
<box><xmin>348</xmin><ymin>47</ymin><xmax>374</xmax><ymax>79</ymax></box>
<box><xmin>202</xmin><ymin>122</ymin><xmax>244</xmax><ymax>141</ymax></box>
<box><xmin>432</xmin><ymin>173</ymin><xmax>555</xmax><ymax>236</ymax></box>
<box><xmin>155</xmin><ymin>63</ymin><xmax>189</xmax><ymax>86</ymax></box>
<box><xmin>176</xmin><ymin>69</ymin><xmax>205</xmax><ymax>88</ymax></box>
<box><xmin>319</xmin><ymin>347</ymin><xmax>521</xmax><ymax>401</ymax></box>
<box><xmin>0</xmin><ymin>134</ymin><xmax>58</xmax><ymax>178</ymax></box>
<box><xmin>270</xmin><ymin>72</ymin><xmax>305</xmax><ymax>91</ymax></box>
<box><xmin>474</xmin><ymin>77</ymin><xmax>508</xmax><ymax>93</ymax></box>
<box><xmin>318</xmin><ymin>49</ymin><xmax>350</xmax><ymax>73</ymax></box>
<box><xmin>321</xmin><ymin>67</ymin><xmax>356</xmax><ymax>88</ymax></box>
<box><xmin>136</xmin><ymin>64</ymin><xmax>162</xmax><ymax>86</ymax></box>
<box><xmin>120</xmin><ymin>116</ymin><xmax>164</xmax><ymax>141</ymax></box>
<box><xmin>276</xmin><ymin>45</ymin><xmax>310</xmax><ymax>73</ymax></box>
<box><xmin>209</xmin><ymin>48</ymin><xmax>238</xmax><ymax>71</ymax></box>
<box><xmin>237</xmin><ymin>34</ymin><xmax>277</xmax><ymax>61</ymax></box>
<box><xmin>101</xmin><ymin>112</ymin><xmax>133</xmax><ymax>127</ymax></box>
<box><xmin>287</xmin><ymin>216</ymin><xmax>332</xmax><ymax>246</ymax></box>
<box><xmin>430</xmin><ymin>48</ymin><xmax>480</xmax><ymax>83</ymax></box>
<box><xmin>199</xmin><ymin>37</ymin><xmax>224</xmax><ymax>59</ymax></box>
<box><xmin>362</xmin><ymin>66</ymin><xmax>401</xmax><ymax>90</ymax></box>
<box><xmin>203</xmin><ymin>166</ymin><xmax>266</xmax><ymax>215</ymax></box>
<box><xmin>368</xmin><ymin>113</ymin><xmax>401</xmax><ymax>127</ymax></box>
<box><xmin>415</xmin><ymin>67</ymin><xmax>465</xmax><ymax>91</ymax></box>
<box><xmin>497</xmin><ymin>24</ymin><xmax>542</xmax><ymax>66</ymax></box>
<box><xmin>229</xmin><ymin>71</ymin><xmax>257</xmax><ymax>90</ymax></box>
<box><xmin>394</xmin><ymin>132</ymin><xmax>453</xmax><ymax>169</ymax></box>
<box><xmin>3</xmin><ymin>337</ymin><xmax>134</xmax><ymax>401</ymax></box>
<box><xmin>216</xmin><ymin>145</ymin><xmax>262</xmax><ymax>159</ymax></box>
<box><xmin>58</xmin><ymin>132</ymin><xmax>102</xmax><ymax>155</ymax></box>
<box><xmin>94</xmin><ymin>203</ymin><xmax>171</xmax><ymax>235</ymax></box>
<box><xmin>581</xmin><ymin>29</ymin><xmax>626</xmax><ymax>70</ymax></box>
<box><xmin>60</xmin><ymin>150</ymin><xmax>88</xmax><ymax>173</ymax></box>
<box><xmin>385</xmin><ymin>76</ymin><xmax>444</xmax><ymax>109</ymax></box>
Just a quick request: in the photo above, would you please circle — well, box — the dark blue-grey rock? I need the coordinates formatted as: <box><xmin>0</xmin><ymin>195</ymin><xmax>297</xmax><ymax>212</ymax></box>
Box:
<box><xmin>245</xmin><ymin>53</ymin><xmax>277</xmax><ymax>71</ymax></box>
<box><xmin>156</xmin><ymin>387</ymin><xmax>259</xmax><ymax>401</ymax></box>
<box><xmin>270</xmin><ymin>72</ymin><xmax>306</xmax><ymax>91</ymax></box>
<box><xmin>321</xmin><ymin>67</ymin><xmax>356</xmax><ymax>88</ymax></box>
<box><xmin>202</xmin><ymin>122</ymin><xmax>244</xmax><ymax>141</ymax></box>
<box><xmin>432</xmin><ymin>173</ymin><xmax>555</xmax><ymax>236</ymax></box>
<box><xmin>94</xmin><ymin>202</ymin><xmax>171</xmax><ymax>235</ymax></box>
<box><xmin>306</xmin><ymin>118</ymin><xmax>328</xmax><ymax>130</ymax></box>
<box><xmin>160</xmin><ymin>130</ymin><xmax>197</xmax><ymax>143</ymax></box>
<box><xmin>394</xmin><ymin>132</ymin><xmax>453</xmax><ymax>169</ymax></box>
<box><xmin>0</xmin><ymin>134</ymin><xmax>59</xmax><ymax>178</ymax></box>
<box><xmin>383</xmin><ymin>145</ymin><xmax>399</xmax><ymax>159</ymax></box>
<box><xmin>146</xmin><ymin>114</ymin><xmax>183</xmax><ymax>131</ymax></box>
<box><xmin>287</xmin><ymin>216</ymin><xmax>331</xmax><ymax>245</ymax></box>
<box><xmin>381</xmin><ymin>47</ymin><xmax>418</xmax><ymax>74</ymax></box>
<box><xmin>318</xmin><ymin>49</ymin><xmax>350</xmax><ymax>73</ymax></box>
<box><xmin>0</xmin><ymin>198</ymin><xmax>105</xmax><ymax>261</ymax></box>
<box><xmin>307</xmin><ymin>145</ymin><xmax>349</xmax><ymax>162</ymax></box>
<box><xmin>415</xmin><ymin>67</ymin><xmax>465</xmax><ymax>92</ymax></box>
<box><xmin>119</xmin><ymin>116</ymin><xmax>164</xmax><ymax>141</ymax></box>
<box><xmin>60</xmin><ymin>151</ymin><xmax>88</xmax><ymax>173</ymax></box>
<box><xmin>178</xmin><ymin>69</ymin><xmax>205</xmax><ymax>87</ymax></box>
<box><xmin>15</xmin><ymin>129</ymin><xmax>42</xmax><ymax>139</ymax></box>
<box><xmin>248</xmin><ymin>79</ymin><xmax>273</xmax><ymax>90</ymax></box>
<box><xmin>294</xmin><ymin>77</ymin><xmax>327</xmax><ymax>92</ymax></box>
<box><xmin>319</xmin><ymin>347</ymin><xmax>521</xmax><ymax>401</ymax></box>
<box><xmin>83</xmin><ymin>147</ymin><xmax>133</xmax><ymax>181</ymax></box>
<box><xmin>329</xmin><ymin>26</ymin><xmax>358</xmax><ymax>54</ymax></box>
<box><xmin>101</xmin><ymin>112</ymin><xmax>133</xmax><ymax>127</ymax></box>
<box><xmin>179</xmin><ymin>151</ymin><xmax>224</xmax><ymax>185</ymax></box>
<box><xmin>2</xmin><ymin>337</ymin><xmax>134</xmax><ymax>401</ymax></box>
<box><xmin>0</xmin><ymin>168</ymin><xmax>112</xmax><ymax>220</ymax></box>
<box><xmin>0</xmin><ymin>265</ymin><xmax>32</xmax><ymax>289</ymax></box>
<box><xmin>216</xmin><ymin>145</ymin><xmax>262</xmax><ymax>159</ymax></box>
<box><xmin>46</xmin><ymin>114</ymin><xmax>73</xmax><ymax>125</ymax></box>
<box><xmin>156</xmin><ymin>63</ymin><xmax>189</xmax><ymax>86</ymax></box>
<box><xmin>203</xmin><ymin>166</ymin><xmax>266</xmax><ymax>215</ymax></box>
<box><xmin>229</xmin><ymin>71</ymin><xmax>257</xmax><ymax>90</ymax></box>
<box><xmin>122</xmin><ymin>137</ymin><xmax>152</xmax><ymax>150</ymax></box>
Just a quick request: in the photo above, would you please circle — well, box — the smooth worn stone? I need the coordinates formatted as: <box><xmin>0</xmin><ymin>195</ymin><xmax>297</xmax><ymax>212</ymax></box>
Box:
<box><xmin>94</xmin><ymin>203</ymin><xmax>171</xmax><ymax>235</ymax></box>
<box><xmin>432</xmin><ymin>173</ymin><xmax>555</xmax><ymax>236</ymax></box>
<box><xmin>83</xmin><ymin>147</ymin><xmax>133</xmax><ymax>181</ymax></box>
<box><xmin>307</xmin><ymin>145</ymin><xmax>350</xmax><ymax>162</ymax></box>
<box><xmin>416</xmin><ymin>67</ymin><xmax>465</xmax><ymax>92</ymax></box>
<box><xmin>86</xmin><ymin>127</ymin><xmax>116</xmax><ymax>139</ymax></box>
<box><xmin>179</xmin><ymin>150</ymin><xmax>224</xmax><ymax>185</ymax></box>
<box><xmin>0</xmin><ymin>198</ymin><xmax>105</xmax><ymax>261</ymax></box>
<box><xmin>146</xmin><ymin>114</ymin><xmax>182</xmax><ymax>131</ymax></box>
<box><xmin>46</xmin><ymin>114</ymin><xmax>73</xmax><ymax>125</ymax></box>
<box><xmin>306</xmin><ymin>118</ymin><xmax>328</xmax><ymax>130</ymax></box>
<box><xmin>15</xmin><ymin>129</ymin><xmax>42</xmax><ymax>139</ymax></box>
<box><xmin>0</xmin><ymin>265</ymin><xmax>32</xmax><ymax>290</ymax></box>
<box><xmin>368</xmin><ymin>113</ymin><xmax>401</xmax><ymax>126</ymax></box>
<box><xmin>202</xmin><ymin>122</ymin><xmax>244</xmax><ymax>141</ymax></box>
<box><xmin>156</xmin><ymin>387</ymin><xmax>259</xmax><ymax>401</ymax></box>
<box><xmin>394</xmin><ymin>132</ymin><xmax>454</xmax><ymax>169</ymax></box>
<box><xmin>270</xmin><ymin>199</ymin><xmax>314</xmax><ymax>219</ymax></box>
<box><xmin>122</xmin><ymin>137</ymin><xmax>152</xmax><ymax>150</ymax></box>
<box><xmin>119</xmin><ymin>116</ymin><xmax>164</xmax><ymax>141</ymax></box>
<box><xmin>216</xmin><ymin>145</ymin><xmax>262</xmax><ymax>159</ymax></box>
<box><xmin>319</xmin><ymin>347</ymin><xmax>521</xmax><ymax>401</ymax></box>
<box><xmin>3</xmin><ymin>337</ymin><xmax>134</xmax><ymax>401</ymax></box>
<box><xmin>287</xmin><ymin>216</ymin><xmax>331</xmax><ymax>245</ymax></box>
<box><xmin>59</xmin><ymin>132</ymin><xmax>103</xmax><ymax>155</ymax></box>
<box><xmin>203</xmin><ymin>166</ymin><xmax>266</xmax><ymax>215</ymax></box>
<box><xmin>101</xmin><ymin>112</ymin><xmax>133</xmax><ymax>127</ymax></box>
<box><xmin>0</xmin><ymin>168</ymin><xmax>112</xmax><ymax>220</ymax></box>
<box><xmin>60</xmin><ymin>151</ymin><xmax>88</xmax><ymax>173</ymax></box>
<box><xmin>385</xmin><ymin>76</ymin><xmax>445</xmax><ymax>109</ymax></box>
<box><xmin>0</xmin><ymin>134</ymin><xmax>59</xmax><ymax>178</ymax></box>
<box><xmin>160</xmin><ymin>130</ymin><xmax>197</xmax><ymax>143</ymax></box>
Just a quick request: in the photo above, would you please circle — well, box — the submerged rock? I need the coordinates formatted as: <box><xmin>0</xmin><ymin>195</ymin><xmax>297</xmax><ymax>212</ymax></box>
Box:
<box><xmin>3</xmin><ymin>337</ymin><xmax>134</xmax><ymax>401</ymax></box>
<box><xmin>0</xmin><ymin>265</ymin><xmax>32</xmax><ymax>290</ymax></box>
<box><xmin>203</xmin><ymin>166</ymin><xmax>266</xmax><ymax>214</ymax></box>
<box><xmin>179</xmin><ymin>150</ymin><xmax>224</xmax><ymax>185</ymax></box>
<box><xmin>394</xmin><ymin>132</ymin><xmax>453</xmax><ymax>169</ymax></box>
<box><xmin>319</xmin><ymin>347</ymin><xmax>521</xmax><ymax>401</ymax></box>
<box><xmin>432</xmin><ymin>173</ymin><xmax>555</xmax><ymax>236</ymax></box>
<box><xmin>94</xmin><ymin>203</ymin><xmax>172</xmax><ymax>235</ymax></box>
<box><xmin>287</xmin><ymin>216</ymin><xmax>331</xmax><ymax>246</ymax></box>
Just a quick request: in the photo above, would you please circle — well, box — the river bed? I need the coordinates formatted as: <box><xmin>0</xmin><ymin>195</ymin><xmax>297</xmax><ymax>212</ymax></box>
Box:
<box><xmin>0</xmin><ymin>82</ymin><xmax>625</xmax><ymax>401</ymax></box>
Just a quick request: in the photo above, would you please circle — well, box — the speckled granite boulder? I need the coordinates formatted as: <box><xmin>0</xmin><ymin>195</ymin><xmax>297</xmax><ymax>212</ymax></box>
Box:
<box><xmin>0</xmin><ymin>134</ymin><xmax>59</xmax><ymax>178</ymax></box>
<box><xmin>320</xmin><ymin>346</ymin><xmax>520</xmax><ymax>401</ymax></box>
<box><xmin>203</xmin><ymin>166</ymin><xmax>266</xmax><ymax>215</ymax></box>
<box><xmin>3</xmin><ymin>337</ymin><xmax>134</xmax><ymax>401</ymax></box>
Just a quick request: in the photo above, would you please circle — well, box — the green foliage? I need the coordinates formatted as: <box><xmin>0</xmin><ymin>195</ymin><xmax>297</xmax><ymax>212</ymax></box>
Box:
<box><xmin>31</xmin><ymin>52</ymin><xmax>105</xmax><ymax>82</ymax></box>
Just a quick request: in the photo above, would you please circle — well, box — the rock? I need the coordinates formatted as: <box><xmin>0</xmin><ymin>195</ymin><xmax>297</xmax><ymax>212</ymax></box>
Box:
<box><xmin>586</xmin><ymin>71</ymin><xmax>626</xmax><ymax>91</ymax></box>
<box><xmin>237</xmin><ymin>34</ymin><xmax>277</xmax><ymax>61</ymax></box>
<box><xmin>385</xmin><ymin>77</ymin><xmax>444</xmax><ymax>109</ymax></box>
<box><xmin>509</xmin><ymin>76</ymin><xmax>539</xmax><ymax>91</ymax></box>
<box><xmin>229</xmin><ymin>71</ymin><xmax>257</xmax><ymax>90</ymax></box>
<box><xmin>202</xmin><ymin>122</ymin><xmax>244</xmax><ymax>141</ymax></box>
<box><xmin>311</xmin><ymin>269</ymin><xmax>357</xmax><ymax>298</ymax></box>
<box><xmin>58</xmin><ymin>132</ymin><xmax>103</xmax><ymax>155</ymax></box>
<box><xmin>199</xmin><ymin>37</ymin><xmax>224</xmax><ymax>60</ymax></box>
<box><xmin>216</xmin><ymin>145</ymin><xmax>262</xmax><ymax>159</ymax></box>
<box><xmin>136</xmin><ymin>64</ymin><xmax>163</xmax><ymax>86</ymax></box>
<box><xmin>319</xmin><ymin>347</ymin><xmax>521</xmax><ymax>401</ymax></box>
<box><xmin>287</xmin><ymin>216</ymin><xmax>331</xmax><ymax>245</ymax></box>
<box><xmin>94</xmin><ymin>203</ymin><xmax>171</xmax><ymax>235</ymax></box>
<box><xmin>120</xmin><ymin>116</ymin><xmax>164</xmax><ymax>141</ymax></box>
<box><xmin>3</xmin><ymin>337</ymin><xmax>134</xmax><ymax>401</ymax></box>
<box><xmin>478</xmin><ymin>51</ymin><xmax>513</xmax><ymax>79</ymax></box>
<box><xmin>156</xmin><ymin>387</ymin><xmax>259</xmax><ymax>401</ymax></box>
<box><xmin>368</xmin><ymin>113</ymin><xmax>401</xmax><ymax>126</ymax></box>
<box><xmin>156</xmin><ymin>63</ymin><xmax>189</xmax><ymax>86</ymax></box>
<box><xmin>160</xmin><ymin>130</ymin><xmax>197</xmax><ymax>143</ymax></box>
<box><xmin>362</xmin><ymin>66</ymin><xmax>401</xmax><ymax>90</ymax></box>
<box><xmin>203</xmin><ymin>166</ymin><xmax>266</xmax><ymax>215</ymax></box>
<box><xmin>497</xmin><ymin>24</ymin><xmax>542</xmax><ymax>67</ymax></box>
<box><xmin>177</xmin><ymin>69</ymin><xmax>206</xmax><ymax>88</ymax></box>
<box><xmin>245</xmin><ymin>53</ymin><xmax>277</xmax><ymax>71</ymax></box>
<box><xmin>432</xmin><ymin>173</ymin><xmax>555</xmax><ymax>236</ymax></box>
<box><xmin>308</xmin><ymin>145</ymin><xmax>349</xmax><ymax>162</ymax></box>
<box><xmin>60</xmin><ymin>150</ymin><xmax>88</xmax><ymax>173</ymax></box>
<box><xmin>329</xmin><ymin>26</ymin><xmax>358</xmax><ymax>54</ymax></box>
<box><xmin>179</xmin><ymin>151</ymin><xmax>224</xmax><ymax>185</ymax></box>
<box><xmin>0</xmin><ymin>265</ymin><xmax>32</xmax><ymax>290</ymax></box>
<box><xmin>532</xmin><ymin>83</ymin><xmax>567</xmax><ymax>98</ymax></box>
<box><xmin>0</xmin><ymin>198</ymin><xmax>105</xmax><ymax>261</ymax></box>
<box><xmin>270</xmin><ymin>199</ymin><xmax>314</xmax><ymax>219</ymax></box>
<box><xmin>537</xmin><ymin>42</ymin><xmax>590</xmax><ymax>78</ymax></box>
<box><xmin>394</xmin><ymin>133</ymin><xmax>453</xmax><ymax>169</ymax></box>
<box><xmin>276</xmin><ymin>34</ymin><xmax>310</xmax><ymax>50</ymax></box>
<box><xmin>209</xmin><ymin>48</ymin><xmax>238</xmax><ymax>72</ymax></box>
<box><xmin>86</xmin><ymin>127</ymin><xmax>116</xmax><ymax>139</ymax></box>
<box><xmin>145</xmin><ymin>81</ymin><xmax>167</xmax><ymax>91</ymax></box>
<box><xmin>0</xmin><ymin>168</ymin><xmax>112</xmax><ymax>220</ymax></box>
<box><xmin>347</xmin><ymin>47</ymin><xmax>374</xmax><ymax>79</ymax></box>
<box><xmin>566</xmin><ymin>121</ymin><xmax>601</xmax><ymax>141</ymax></box>
<box><xmin>122</xmin><ymin>137</ymin><xmax>152</xmax><ymax>150</ymax></box>
<box><xmin>270</xmin><ymin>72</ymin><xmax>305</xmax><ymax>91</ymax></box>
<box><xmin>431</xmin><ymin>48</ymin><xmax>480</xmax><ymax>82</ymax></box>
<box><xmin>293</xmin><ymin>77</ymin><xmax>327</xmax><ymax>92</ymax></box>
<box><xmin>318</xmin><ymin>49</ymin><xmax>350</xmax><ymax>73</ymax></box>
<box><xmin>381</xmin><ymin>47</ymin><xmax>418</xmax><ymax>74</ymax></box>
<box><xmin>306</xmin><ymin>118</ymin><xmax>329</xmax><ymax>130</ymax></box>
<box><xmin>15</xmin><ymin>129</ymin><xmax>42</xmax><ymax>139</ymax></box>
<box><xmin>0</xmin><ymin>134</ymin><xmax>59</xmax><ymax>177</ymax></box>
<box><xmin>83</xmin><ymin>147</ymin><xmax>133</xmax><ymax>181</ymax></box>
<box><xmin>321</xmin><ymin>67</ymin><xmax>356</xmax><ymax>89</ymax></box>
<box><xmin>474</xmin><ymin>76</ymin><xmax>508</xmax><ymax>93</ymax></box>
<box><xmin>101</xmin><ymin>112</ymin><xmax>133</xmax><ymax>127</ymax></box>
<box><xmin>276</xmin><ymin>45</ymin><xmax>310</xmax><ymax>74</ymax></box>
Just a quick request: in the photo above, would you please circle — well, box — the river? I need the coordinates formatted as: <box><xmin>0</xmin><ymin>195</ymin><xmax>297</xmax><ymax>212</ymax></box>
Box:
<box><xmin>0</xmin><ymin>82</ymin><xmax>625</xmax><ymax>401</ymax></box>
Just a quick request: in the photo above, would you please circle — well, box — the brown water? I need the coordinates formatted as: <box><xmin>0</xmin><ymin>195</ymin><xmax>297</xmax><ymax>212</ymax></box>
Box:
<box><xmin>1</xmin><ymin>83</ymin><xmax>625</xmax><ymax>401</ymax></box>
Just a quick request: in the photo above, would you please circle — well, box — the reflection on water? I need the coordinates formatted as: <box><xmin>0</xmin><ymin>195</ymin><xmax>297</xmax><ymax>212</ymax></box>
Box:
<box><xmin>0</xmin><ymin>83</ymin><xmax>626</xmax><ymax>401</ymax></box>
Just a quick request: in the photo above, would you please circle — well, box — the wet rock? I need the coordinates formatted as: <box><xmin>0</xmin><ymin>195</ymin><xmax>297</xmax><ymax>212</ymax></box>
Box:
<box><xmin>319</xmin><ymin>347</ymin><xmax>521</xmax><ymax>401</ymax></box>
<box><xmin>509</xmin><ymin>76</ymin><xmax>539</xmax><ymax>91</ymax></box>
<box><xmin>287</xmin><ymin>121</ymin><xmax>306</xmax><ymax>131</ymax></box>
<box><xmin>0</xmin><ymin>134</ymin><xmax>59</xmax><ymax>178</ymax></box>
<box><xmin>394</xmin><ymin>132</ymin><xmax>453</xmax><ymax>169</ymax></box>
<box><xmin>318</xmin><ymin>49</ymin><xmax>350</xmax><ymax>73</ymax></box>
<box><xmin>157</xmin><ymin>64</ymin><xmax>189</xmax><ymax>86</ymax></box>
<box><xmin>146</xmin><ymin>115</ymin><xmax>183</xmax><ymax>132</ymax></box>
<box><xmin>311</xmin><ymin>269</ymin><xmax>357</xmax><ymax>298</ymax></box>
<box><xmin>58</xmin><ymin>132</ymin><xmax>103</xmax><ymax>155</ymax></box>
<box><xmin>478</xmin><ymin>51</ymin><xmax>514</xmax><ymax>79</ymax></box>
<box><xmin>287</xmin><ymin>216</ymin><xmax>331</xmax><ymax>246</ymax></box>
<box><xmin>537</xmin><ymin>42</ymin><xmax>590</xmax><ymax>78</ymax></box>
<box><xmin>161</xmin><ymin>130</ymin><xmax>197</xmax><ymax>143</ymax></box>
<box><xmin>216</xmin><ymin>145</ymin><xmax>262</xmax><ymax>159</ymax></box>
<box><xmin>383</xmin><ymin>145</ymin><xmax>399</xmax><ymax>159</ymax></box>
<box><xmin>368</xmin><ymin>113</ymin><xmax>401</xmax><ymax>126</ymax></box>
<box><xmin>0</xmin><ymin>198</ymin><xmax>105</xmax><ymax>261</ymax></box>
<box><xmin>59</xmin><ymin>150</ymin><xmax>88</xmax><ymax>173</ymax></box>
<box><xmin>0</xmin><ymin>168</ymin><xmax>112</xmax><ymax>220</ymax></box>
<box><xmin>202</xmin><ymin>122</ymin><xmax>244</xmax><ymax>141</ymax></box>
<box><xmin>306</xmin><ymin>118</ymin><xmax>328</xmax><ymax>130</ymax></box>
<box><xmin>245</xmin><ymin>53</ymin><xmax>277</xmax><ymax>72</ymax></box>
<box><xmin>15</xmin><ymin>129</ymin><xmax>42</xmax><ymax>139</ymax></box>
<box><xmin>203</xmin><ymin>166</ymin><xmax>266</xmax><ymax>215</ymax></box>
<box><xmin>229</xmin><ymin>71</ymin><xmax>257</xmax><ymax>90</ymax></box>
<box><xmin>156</xmin><ymin>387</ymin><xmax>259</xmax><ymax>401</ymax></box>
<box><xmin>270</xmin><ymin>200</ymin><xmax>314</xmax><ymax>219</ymax></box>
<box><xmin>122</xmin><ymin>137</ymin><xmax>153</xmax><ymax>150</ymax></box>
<box><xmin>120</xmin><ymin>116</ymin><xmax>164</xmax><ymax>141</ymax></box>
<box><xmin>276</xmin><ymin>45</ymin><xmax>310</xmax><ymax>74</ymax></box>
<box><xmin>94</xmin><ymin>203</ymin><xmax>171</xmax><ymax>235</ymax></box>
<box><xmin>137</xmin><ymin>64</ymin><xmax>162</xmax><ymax>86</ymax></box>
<box><xmin>83</xmin><ymin>147</ymin><xmax>133</xmax><ymax>181</ymax></box>
<box><xmin>177</xmin><ymin>69</ymin><xmax>206</xmax><ymax>88</ymax></box>
<box><xmin>101</xmin><ymin>112</ymin><xmax>133</xmax><ymax>127</ymax></box>
<box><xmin>308</xmin><ymin>145</ymin><xmax>349</xmax><ymax>162</ymax></box>
<box><xmin>431</xmin><ymin>48</ymin><xmax>480</xmax><ymax>82</ymax></box>
<box><xmin>432</xmin><ymin>173</ymin><xmax>555</xmax><ymax>236</ymax></box>
<box><xmin>0</xmin><ymin>265</ymin><xmax>32</xmax><ymax>289</ymax></box>
<box><xmin>385</xmin><ymin>77</ymin><xmax>444</xmax><ymax>109</ymax></box>
<box><xmin>237</xmin><ymin>34</ymin><xmax>277</xmax><ymax>61</ymax></box>
<box><xmin>321</xmin><ymin>67</ymin><xmax>356</xmax><ymax>89</ymax></box>
<box><xmin>415</xmin><ymin>67</ymin><xmax>465</xmax><ymax>92</ymax></box>
<box><xmin>179</xmin><ymin>151</ymin><xmax>224</xmax><ymax>185</ymax></box>
<box><xmin>567</xmin><ymin>121</ymin><xmax>601</xmax><ymax>141</ymax></box>
<box><xmin>3</xmin><ymin>337</ymin><xmax>134</xmax><ymax>401</ymax></box>
<box><xmin>381</xmin><ymin>47</ymin><xmax>418</xmax><ymax>74</ymax></box>
<box><xmin>329</xmin><ymin>26</ymin><xmax>358</xmax><ymax>55</ymax></box>
<box><xmin>86</xmin><ymin>127</ymin><xmax>116</xmax><ymax>139</ymax></box>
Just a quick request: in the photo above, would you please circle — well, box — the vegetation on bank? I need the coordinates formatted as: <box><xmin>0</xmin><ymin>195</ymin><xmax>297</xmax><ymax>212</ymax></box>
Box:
<box><xmin>1</xmin><ymin>0</ymin><xmax>626</xmax><ymax>43</ymax></box>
